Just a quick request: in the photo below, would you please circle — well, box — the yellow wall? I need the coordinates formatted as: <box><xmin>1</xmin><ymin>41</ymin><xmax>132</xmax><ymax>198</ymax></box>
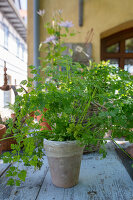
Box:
<box><xmin>27</xmin><ymin>0</ymin><xmax>34</xmax><ymax>76</ymax></box>
<box><xmin>28</xmin><ymin>0</ymin><xmax>133</xmax><ymax>65</ymax></box>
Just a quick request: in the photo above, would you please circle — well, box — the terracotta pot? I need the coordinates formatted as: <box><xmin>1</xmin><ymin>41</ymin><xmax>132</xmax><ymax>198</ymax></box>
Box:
<box><xmin>0</xmin><ymin>124</ymin><xmax>16</xmax><ymax>152</ymax></box>
<box><xmin>29</xmin><ymin>111</ymin><xmax>35</xmax><ymax>118</ymax></box>
<box><xmin>0</xmin><ymin>124</ymin><xmax>6</xmax><ymax>152</ymax></box>
<box><xmin>44</xmin><ymin>139</ymin><xmax>84</xmax><ymax>188</ymax></box>
<box><xmin>0</xmin><ymin>124</ymin><xmax>6</xmax><ymax>136</ymax></box>
<box><xmin>36</xmin><ymin>109</ymin><xmax>51</xmax><ymax>131</ymax></box>
<box><xmin>0</xmin><ymin>125</ymin><xmax>4</xmax><ymax>153</ymax></box>
<box><xmin>0</xmin><ymin>144</ymin><xmax>2</xmax><ymax>154</ymax></box>
<box><xmin>11</xmin><ymin>113</ymin><xmax>16</xmax><ymax>119</ymax></box>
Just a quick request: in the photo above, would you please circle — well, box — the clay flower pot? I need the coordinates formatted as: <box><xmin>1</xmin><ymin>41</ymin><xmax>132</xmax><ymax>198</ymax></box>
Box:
<box><xmin>29</xmin><ymin>111</ymin><xmax>35</xmax><ymax>118</ymax></box>
<box><xmin>0</xmin><ymin>124</ymin><xmax>16</xmax><ymax>152</ymax></box>
<box><xmin>0</xmin><ymin>124</ymin><xmax>6</xmax><ymax>152</ymax></box>
<box><xmin>36</xmin><ymin>108</ymin><xmax>51</xmax><ymax>131</ymax></box>
<box><xmin>44</xmin><ymin>139</ymin><xmax>84</xmax><ymax>188</ymax></box>
<box><xmin>0</xmin><ymin>144</ymin><xmax>2</xmax><ymax>154</ymax></box>
<box><xmin>0</xmin><ymin>124</ymin><xmax>5</xmax><ymax>154</ymax></box>
<box><xmin>11</xmin><ymin>113</ymin><xmax>16</xmax><ymax>119</ymax></box>
<box><xmin>0</xmin><ymin>124</ymin><xmax>6</xmax><ymax>136</ymax></box>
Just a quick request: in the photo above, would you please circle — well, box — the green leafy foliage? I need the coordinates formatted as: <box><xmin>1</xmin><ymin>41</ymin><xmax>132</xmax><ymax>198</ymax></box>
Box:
<box><xmin>2</xmin><ymin>60</ymin><xmax>133</xmax><ymax>186</ymax></box>
<box><xmin>1</xmin><ymin>10</ymin><xmax>133</xmax><ymax>186</ymax></box>
<box><xmin>87</xmin><ymin>62</ymin><xmax>133</xmax><ymax>143</ymax></box>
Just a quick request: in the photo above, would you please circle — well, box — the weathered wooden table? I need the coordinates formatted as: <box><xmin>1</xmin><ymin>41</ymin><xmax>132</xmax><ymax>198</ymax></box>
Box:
<box><xmin>0</xmin><ymin>142</ymin><xmax>133</xmax><ymax>200</ymax></box>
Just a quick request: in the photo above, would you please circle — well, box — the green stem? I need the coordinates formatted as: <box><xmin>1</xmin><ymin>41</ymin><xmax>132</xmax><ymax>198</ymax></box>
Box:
<box><xmin>93</xmin><ymin>138</ymin><xmax>111</xmax><ymax>141</ymax></box>
<box><xmin>111</xmin><ymin>137</ymin><xmax>133</xmax><ymax>160</ymax></box>
<box><xmin>78</xmin><ymin>99</ymin><xmax>91</xmax><ymax>124</ymax></box>
<box><xmin>78</xmin><ymin>88</ymin><xmax>97</xmax><ymax>124</ymax></box>
<box><xmin>0</xmin><ymin>136</ymin><xmax>15</xmax><ymax>142</ymax></box>
<box><xmin>92</xmin><ymin>137</ymin><xmax>133</xmax><ymax>161</ymax></box>
<box><xmin>67</xmin><ymin>64</ymin><xmax>69</xmax><ymax>82</ymax></box>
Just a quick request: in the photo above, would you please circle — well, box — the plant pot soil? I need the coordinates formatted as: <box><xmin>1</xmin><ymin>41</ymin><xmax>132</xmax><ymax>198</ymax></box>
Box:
<box><xmin>44</xmin><ymin>139</ymin><xmax>84</xmax><ymax>188</ymax></box>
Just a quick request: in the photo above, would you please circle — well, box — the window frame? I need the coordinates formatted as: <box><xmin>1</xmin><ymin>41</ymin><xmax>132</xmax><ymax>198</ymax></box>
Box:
<box><xmin>3</xmin><ymin>23</ymin><xmax>9</xmax><ymax>49</ymax></box>
<box><xmin>101</xmin><ymin>28</ymin><xmax>133</xmax><ymax>69</ymax></box>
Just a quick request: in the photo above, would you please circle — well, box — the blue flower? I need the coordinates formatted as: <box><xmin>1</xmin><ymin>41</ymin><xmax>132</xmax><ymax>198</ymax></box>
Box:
<box><xmin>43</xmin><ymin>35</ymin><xmax>57</xmax><ymax>45</ymax></box>
<box><xmin>58</xmin><ymin>21</ymin><xmax>74</xmax><ymax>28</ymax></box>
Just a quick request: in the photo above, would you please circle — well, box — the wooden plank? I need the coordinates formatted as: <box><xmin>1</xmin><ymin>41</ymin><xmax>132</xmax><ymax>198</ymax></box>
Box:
<box><xmin>0</xmin><ymin>142</ymin><xmax>133</xmax><ymax>200</ymax></box>
<box><xmin>0</xmin><ymin>157</ymin><xmax>49</xmax><ymax>200</ymax></box>
<box><xmin>36</xmin><ymin>169</ymin><xmax>65</xmax><ymax>200</ymax></box>
<box><xmin>37</xmin><ymin>142</ymin><xmax>133</xmax><ymax>200</ymax></box>
<box><xmin>72</xmin><ymin>142</ymin><xmax>133</xmax><ymax>200</ymax></box>
<box><xmin>0</xmin><ymin>159</ymin><xmax>11</xmax><ymax>177</ymax></box>
<box><xmin>0</xmin><ymin>168</ymin><xmax>15</xmax><ymax>200</ymax></box>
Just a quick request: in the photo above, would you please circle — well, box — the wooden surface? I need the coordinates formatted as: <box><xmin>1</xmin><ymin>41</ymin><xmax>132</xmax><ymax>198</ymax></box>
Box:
<box><xmin>0</xmin><ymin>142</ymin><xmax>133</xmax><ymax>200</ymax></box>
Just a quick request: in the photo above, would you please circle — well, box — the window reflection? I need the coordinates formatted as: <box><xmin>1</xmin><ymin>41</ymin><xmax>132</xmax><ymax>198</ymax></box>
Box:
<box><xmin>125</xmin><ymin>38</ymin><xmax>133</xmax><ymax>53</ymax></box>
<box><xmin>107</xmin><ymin>59</ymin><xmax>119</xmax><ymax>68</ymax></box>
<box><xmin>124</xmin><ymin>59</ymin><xmax>133</xmax><ymax>75</ymax></box>
<box><xmin>106</xmin><ymin>43</ymin><xmax>119</xmax><ymax>53</ymax></box>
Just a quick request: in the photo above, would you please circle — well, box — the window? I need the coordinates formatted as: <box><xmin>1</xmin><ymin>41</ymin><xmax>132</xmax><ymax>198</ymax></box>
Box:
<box><xmin>125</xmin><ymin>38</ymin><xmax>133</xmax><ymax>53</ymax></box>
<box><xmin>3</xmin><ymin>24</ymin><xmax>9</xmax><ymax>49</ymax></box>
<box><xmin>9</xmin><ymin>33</ymin><xmax>17</xmax><ymax>55</ymax></box>
<box><xmin>19</xmin><ymin>42</ymin><xmax>23</xmax><ymax>59</ymax></box>
<box><xmin>16</xmin><ymin>38</ymin><xmax>20</xmax><ymax>57</ymax></box>
<box><xmin>18</xmin><ymin>43</ymin><xmax>25</xmax><ymax>61</ymax></box>
<box><xmin>101</xmin><ymin>28</ymin><xmax>133</xmax><ymax>74</ymax></box>
<box><xmin>106</xmin><ymin>43</ymin><xmax>119</xmax><ymax>53</ymax></box>
<box><xmin>0</xmin><ymin>22</ymin><xmax>4</xmax><ymax>46</ymax></box>
<box><xmin>21</xmin><ymin>43</ymin><xmax>25</xmax><ymax>60</ymax></box>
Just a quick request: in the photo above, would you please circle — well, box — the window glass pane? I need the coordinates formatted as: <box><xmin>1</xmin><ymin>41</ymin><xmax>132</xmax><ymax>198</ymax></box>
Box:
<box><xmin>19</xmin><ymin>43</ymin><xmax>23</xmax><ymax>59</ymax></box>
<box><xmin>8</xmin><ymin>33</ymin><xmax>17</xmax><ymax>55</ymax></box>
<box><xmin>124</xmin><ymin>59</ymin><xmax>133</xmax><ymax>75</ymax></box>
<box><xmin>0</xmin><ymin>23</ymin><xmax>4</xmax><ymax>46</ymax></box>
<box><xmin>16</xmin><ymin>38</ymin><xmax>20</xmax><ymax>57</ymax></box>
<box><xmin>106</xmin><ymin>43</ymin><xmax>119</xmax><ymax>53</ymax></box>
<box><xmin>3</xmin><ymin>25</ymin><xmax>9</xmax><ymax>49</ymax></box>
<box><xmin>125</xmin><ymin>38</ymin><xmax>133</xmax><ymax>53</ymax></box>
<box><xmin>107</xmin><ymin>59</ymin><xmax>119</xmax><ymax>68</ymax></box>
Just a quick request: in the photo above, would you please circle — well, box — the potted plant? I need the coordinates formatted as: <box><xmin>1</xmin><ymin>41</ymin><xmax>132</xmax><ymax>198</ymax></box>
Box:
<box><xmin>1</xmin><ymin>10</ymin><xmax>133</xmax><ymax>187</ymax></box>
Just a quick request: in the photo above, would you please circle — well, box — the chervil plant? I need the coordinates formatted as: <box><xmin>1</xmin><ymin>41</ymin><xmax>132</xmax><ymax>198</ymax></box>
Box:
<box><xmin>1</xmin><ymin>10</ymin><xmax>133</xmax><ymax>186</ymax></box>
<box><xmin>1</xmin><ymin>61</ymin><xmax>133</xmax><ymax>186</ymax></box>
<box><xmin>85</xmin><ymin>61</ymin><xmax>133</xmax><ymax>142</ymax></box>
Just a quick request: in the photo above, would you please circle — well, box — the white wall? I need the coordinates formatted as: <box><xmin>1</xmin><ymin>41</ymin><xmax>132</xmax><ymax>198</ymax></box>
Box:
<box><xmin>0</xmin><ymin>12</ymin><xmax>27</xmax><ymax>119</ymax></box>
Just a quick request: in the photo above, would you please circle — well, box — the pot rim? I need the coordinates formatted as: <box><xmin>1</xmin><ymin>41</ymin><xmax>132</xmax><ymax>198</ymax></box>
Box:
<box><xmin>44</xmin><ymin>138</ymin><xmax>78</xmax><ymax>144</ymax></box>
<box><xmin>0</xmin><ymin>124</ymin><xmax>6</xmax><ymax>130</ymax></box>
<box><xmin>43</xmin><ymin>138</ymin><xmax>84</xmax><ymax>158</ymax></box>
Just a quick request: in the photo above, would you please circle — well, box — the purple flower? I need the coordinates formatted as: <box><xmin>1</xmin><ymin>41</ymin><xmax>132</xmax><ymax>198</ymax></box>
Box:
<box><xmin>43</xmin><ymin>35</ymin><xmax>57</xmax><ymax>45</ymax></box>
<box><xmin>58</xmin><ymin>21</ymin><xmax>74</xmax><ymax>28</ymax></box>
